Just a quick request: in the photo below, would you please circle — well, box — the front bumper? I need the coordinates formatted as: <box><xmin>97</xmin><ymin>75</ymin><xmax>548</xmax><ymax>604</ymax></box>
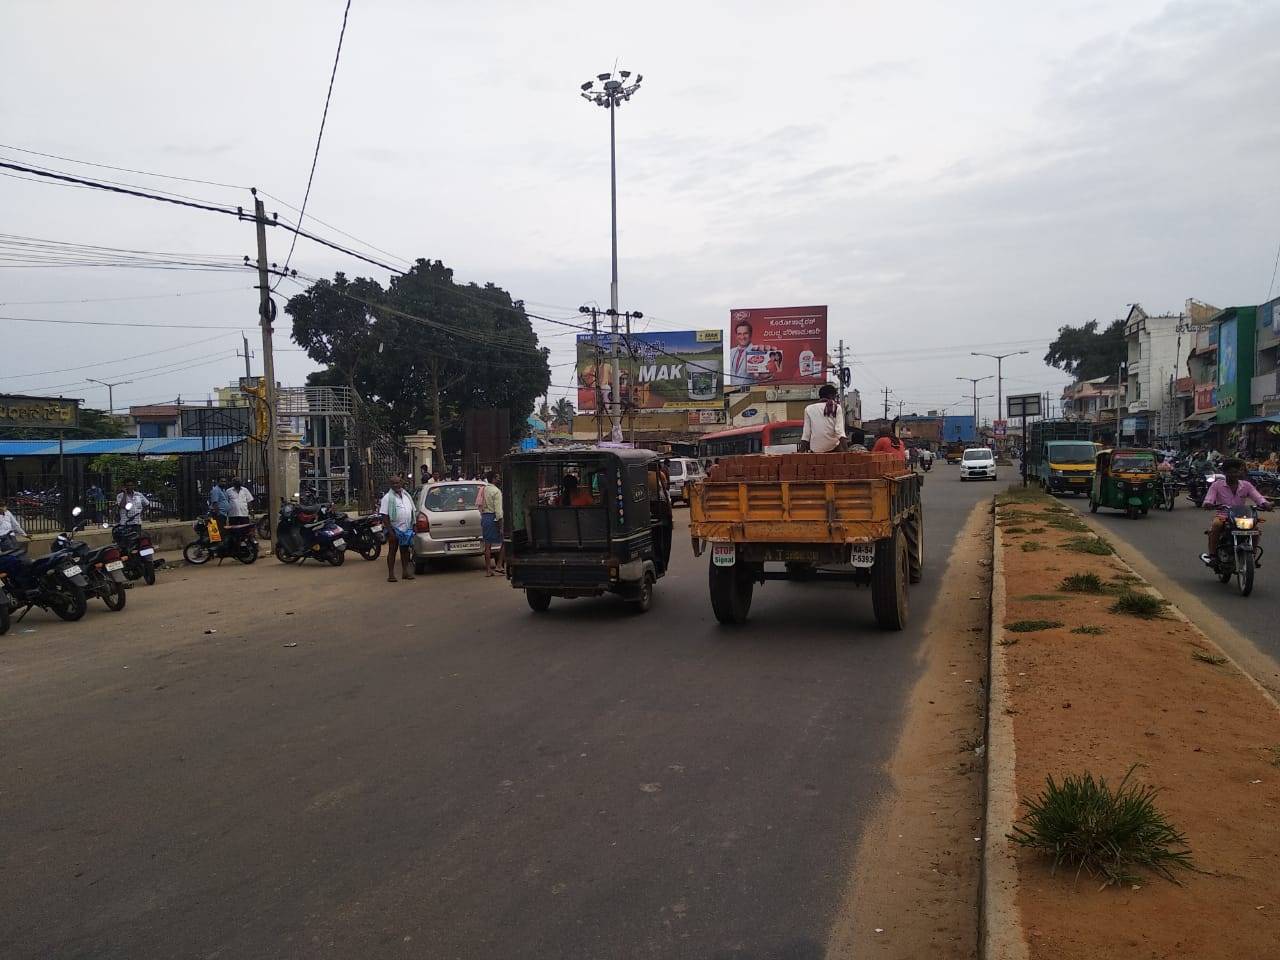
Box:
<box><xmin>1047</xmin><ymin>473</ymin><xmax>1092</xmax><ymax>492</ymax></box>
<box><xmin>962</xmin><ymin>466</ymin><xmax>995</xmax><ymax>479</ymax></box>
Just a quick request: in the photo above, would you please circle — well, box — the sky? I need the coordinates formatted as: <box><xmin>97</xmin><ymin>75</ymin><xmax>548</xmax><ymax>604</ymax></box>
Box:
<box><xmin>3</xmin><ymin>0</ymin><xmax>1279</xmax><ymax>424</ymax></box>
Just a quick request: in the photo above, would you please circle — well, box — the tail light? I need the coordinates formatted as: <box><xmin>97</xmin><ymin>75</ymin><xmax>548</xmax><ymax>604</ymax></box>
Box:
<box><xmin>103</xmin><ymin>547</ymin><xmax>120</xmax><ymax>563</ymax></box>
<box><xmin>415</xmin><ymin>513</ymin><xmax>430</xmax><ymax>533</ymax></box>
<box><xmin>140</xmin><ymin>536</ymin><xmax>152</xmax><ymax>547</ymax></box>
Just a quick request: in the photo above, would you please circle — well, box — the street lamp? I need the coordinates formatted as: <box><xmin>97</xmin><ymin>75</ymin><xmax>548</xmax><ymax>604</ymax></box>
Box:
<box><xmin>580</xmin><ymin>68</ymin><xmax>643</xmax><ymax>440</ymax></box>
<box><xmin>956</xmin><ymin>375</ymin><xmax>993</xmax><ymax>430</ymax></box>
<box><xmin>971</xmin><ymin>350</ymin><xmax>1028</xmax><ymax>433</ymax></box>
<box><xmin>86</xmin><ymin>377</ymin><xmax>133</xmax><ymax>415</ymax></box>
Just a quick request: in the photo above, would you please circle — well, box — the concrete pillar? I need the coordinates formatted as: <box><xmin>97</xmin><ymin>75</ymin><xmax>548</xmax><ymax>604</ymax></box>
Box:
<box><xmin>276</xmin><ymin>430</ymin><xmax>304</xmax><ymax>502</ymax></box>
<box><xmin>404</xmin><ymin>430</ymin><xmax>438</xmax><ymax>483</ymax></box>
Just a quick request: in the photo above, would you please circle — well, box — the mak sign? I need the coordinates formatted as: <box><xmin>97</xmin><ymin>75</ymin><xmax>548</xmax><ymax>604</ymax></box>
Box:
<box><xmin>0</xmin><ymin>394</ymin><xmax>80</xmax><ymax>430</ymax></box>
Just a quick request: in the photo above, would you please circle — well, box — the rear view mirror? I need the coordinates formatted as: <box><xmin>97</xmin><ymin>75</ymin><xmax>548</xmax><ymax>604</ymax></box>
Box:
<box><xmin>71</xmin><ymin>506</ymin><xmax>83</xmax><ymax>518</ymax></box>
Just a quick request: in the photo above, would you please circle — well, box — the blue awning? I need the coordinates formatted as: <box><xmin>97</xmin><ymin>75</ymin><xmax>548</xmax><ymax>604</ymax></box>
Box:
<box><xmin>1236</xmin><ymin>416</ymin><xmax>1280</xmax><ymax>425</ymax></box>
<box><xmin>0</xmin><ymin>436</ymin><xmax>245</xmax><ymax>457</ymax></box>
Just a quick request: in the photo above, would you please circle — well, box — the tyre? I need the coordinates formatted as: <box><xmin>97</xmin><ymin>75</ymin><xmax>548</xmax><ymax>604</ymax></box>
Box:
<box><xmin>360</xmin><ymin>543</ymin><xmax>382</xmax><ymax>562</ymax></box>
<box><xmin>871</xmin><ymin>528</ymin><xmax>909</xmax><ymax>630</ymax></box>
<box><xmin>631</xmin><ymin>573</ymin><xmax>655</xmax><ymax>613</ymax></box>
<box><xmin>327</xmin><ymin>548</ymin><xmax>346</xmax><ymax>567</ymax></box>
<box><xmin>527</xmin><ymin>589</ymin><xmax>552</xmax><ymax>612</ymax></box>
<box><xmin>50</xmin><ymin>582</ymin><xmax>87</xmax><ymax>621</ymax></box>
<box><xmin>1237</xmin><ymin>549</ymin><xmax>1255</xmax><ymax>597</ymax></box>
<box><xmin>275</xmin><ymin>544</ymin><xmax>300</xmax><ymax>564</ymax></box>
<box><xmin>413</xmin><ymin>558</ymin><xmax>427</xmax><ymax>575</ymax></box>
<box><xmin>708</xmin><ymin>558</ymin><xmax>752</xmax><ymax>625</ymax></box>
<box><xmin>0</xmin><ymin>599</ymin><xmax>10</xmax><ymax>636</ymax></box>
<box><xmin>183</xmin><ymin>541</ymin><xmax>211</xmax><ymax>565</ymax></box>
<box><xmin>903</xmin><ymin>509</ymin><xmax>924</xmax><ymax>584</ymax></box>
<box><xmin>1164</xmin><ymin>492</ymin><xmax>1175</xmax><ymax>511</ymax></box>
<box><xmin>236</xmin><ymin>540</ymin><xmax>259</xmax><ymax>564</ymax></box>
<box><xmin>141</xmin><ymin>558</ymin><xmax>155</xmax><ymax>586</ymax></box>
<box><xmin>256</xmin><ymin>515</ymin><xmax>272</xmax><ymax>541</ymax></box>
<box><xmin>1126</xmin><ymin>504</ymin><xmax>1139</xmax><ymax>520</ymax></box>
<box><xmin>1216</xmin><ymin>554</ymin><xmax>1233</xmax><ymax>583</ymax></box>
<box><xmin>1088</xmin><ymin>496</ymin><xmax>1098</xmax><ymax>513</ymax></box>
<box><xmin>102</xmin><ymin>580</ymin><xmax>127</xmax><ymax>612</ymax></box>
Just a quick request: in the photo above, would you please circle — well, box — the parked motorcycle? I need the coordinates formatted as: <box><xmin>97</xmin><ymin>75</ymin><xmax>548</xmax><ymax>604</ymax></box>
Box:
<box><xmin>274</xmin><ymin>502</ymin><xmax>347</xmax><ymax>566</ymax></box>
<box><xmin>53</xmin><ymin>507</ymin><xmax>127</xmax><ymax>611</ymax></box>
<box><xmin>1203</xmin><ymin>505</ymin><xmax>1266</xmax><ymax>596</ymax></box>
<box><xmin>326</xmin><ymin>509</ymin><xmax>386</xmax><ymax>561</ymax></box>
<box><xmin>183</xmin><ymin>512</ymin><xmax>259</xmax><ymax>565</ymax></box>
<box><xmin>0</xmin><ymin>533</ymin><xmax>90</xmax><ymax>623</ymax></box>
<box><xmin>112</xmin><ymin>520</ymin><xmax>157</xmax><ymax>585</ymax></box>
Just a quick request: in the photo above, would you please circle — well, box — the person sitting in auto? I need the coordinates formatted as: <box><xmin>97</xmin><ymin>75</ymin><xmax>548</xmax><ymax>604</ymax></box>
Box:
<box><xmin>1201</xmin><ymin>458</ymin><xmax>1272</xmax><ymax>564</ymax></box>
<box><xmin>559</xmin><ymin>474</ymin><xmax>595</xmax><ymax>507</ymax></box>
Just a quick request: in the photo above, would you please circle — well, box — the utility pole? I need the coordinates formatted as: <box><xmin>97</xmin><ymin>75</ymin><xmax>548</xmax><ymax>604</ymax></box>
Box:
<box><xmin>971</xmin><ymin>350</ymin><xmax>1027</xmax><ymax>450</ymax></box>
<box><xmin>956</xmin><ymin>375</ymin><xmax>993</xmax><ymax>432</ymax></box>
<box><xmin>581</xmin><ymin>68</ymin><xmax>642</xmax><ymax>442</ymax></box>
<box><xmin>86</xmin><ymin>377</ymin><xmax>133</xmax><ymax>415</ymax></box>
<box><xmin>882</xmin><ymin>386</ymin><xmax>891</xmax><ymax>419</ymax></box>
<box><xmin>896</xmin><ymin>399</ymin><xmax>905</xmax><ymax>418</ymax></box>
<box><xmin>252</xmin><ymin>190</ymin><xmax>282</xmax><ymax>545</ymax></box>
<box><xmin>238</xmin><ymin>332</ymin><xmax>254</xmax><ymax>380</ymax></box>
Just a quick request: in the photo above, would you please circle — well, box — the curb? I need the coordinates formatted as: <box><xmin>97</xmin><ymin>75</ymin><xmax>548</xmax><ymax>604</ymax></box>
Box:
<box><xmin>980</xmin><ymin>504</ymin><xmax>1029</xmax><ymax>960</ymax></box>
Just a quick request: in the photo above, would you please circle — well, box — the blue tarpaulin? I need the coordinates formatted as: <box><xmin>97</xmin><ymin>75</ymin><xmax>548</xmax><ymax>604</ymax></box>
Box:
<box><xmin>0</xmin><ymin>437</ymin><xmax>245</xmax><ymax>457</ymax></box>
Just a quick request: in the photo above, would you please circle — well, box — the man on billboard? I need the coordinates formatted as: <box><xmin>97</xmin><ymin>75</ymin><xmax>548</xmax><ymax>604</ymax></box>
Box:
<box><xmin>729</xmin><ymin>317</ymin><xmax>761</xmax><ymax>384</ymax></box>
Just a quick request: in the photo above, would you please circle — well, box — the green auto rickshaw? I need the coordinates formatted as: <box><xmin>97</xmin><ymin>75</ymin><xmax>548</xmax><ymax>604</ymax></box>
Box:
<box><xmin>1089</xmin><ymin>448</ymin><xmax>1158</xmax><ymax>519</ymax></box>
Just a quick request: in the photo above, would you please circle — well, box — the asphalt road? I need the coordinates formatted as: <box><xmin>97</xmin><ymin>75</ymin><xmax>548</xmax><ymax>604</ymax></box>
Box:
<box><xmin>1</xmin><ymin>469</ymin><xmax>992</xmax><ymax>960</ymax></box>
<box><xmin>1059</xmin><ymin>488</ymin><xmax>1280</xmax><ymax>665</ymax></box>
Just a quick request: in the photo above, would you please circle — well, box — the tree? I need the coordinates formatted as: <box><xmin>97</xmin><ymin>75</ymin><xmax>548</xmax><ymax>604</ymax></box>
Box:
<box><xmin>286</xmin><ymin>273</ymin><xmax>394</xmax><ymax>392</ymax></box>
<box><xmin>1043</xmin><ymin>319</ymin><xmax>1127</xmax><ymax>381</ymax></box>
<box><xmin>87</xmin><ymin>453</ymin><xmax>177</xmax><ymax>490</ymax></box>
<box><xmin>551</xmin><ymin>397</ymin><xmax>575</xmax><ymax>429</ymax></box>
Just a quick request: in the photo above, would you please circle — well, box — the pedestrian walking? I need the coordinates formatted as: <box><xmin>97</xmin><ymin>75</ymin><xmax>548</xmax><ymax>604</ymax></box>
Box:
<box><xmin>380</xmin><ymin>474</ymin><xmax>417</xmax><ymax>582</ymax></box>
<box><xmin>116</xmin><ymin>479</ymin><xmax>149</xmax><ymax>525</ymax></box>
<box><xmin>226</xmin><ymin>478</ymin><xmax>254</xmax><ymax>523</ymax></box>
<box><xmin>477</xmin><ymin>471</ymin><xmax>504</xmax><ymax>576</ymax></box>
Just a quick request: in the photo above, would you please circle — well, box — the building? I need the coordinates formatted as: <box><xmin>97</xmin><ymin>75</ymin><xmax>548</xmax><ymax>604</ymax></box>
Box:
<box><xmin>1211</xmin><ymin>304</ymin><xmax>1257</xmax><ymax>428</ymax></box>
<box><xmin>127</xmin><ymin>404</ymin><xmax>181</xmax><ymax>439</ymax></box>
<box><xmin>1061</xmin><ymin>376</ymin><xmax>1120</xmax><ymax>423</ymax></box>
<box><xmin>1121</xmin><ymin>304</ymin><xmax>1186</xmax><ymax>442</ymax></box>
<box><xmin>1250</xmin><ymin>296</ymin><xmax>1280</xmax><ymax>418</ymax></box>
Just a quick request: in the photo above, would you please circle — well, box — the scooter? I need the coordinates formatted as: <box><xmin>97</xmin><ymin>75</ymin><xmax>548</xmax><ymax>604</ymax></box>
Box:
<box><xmin>53</xmin><ymin>507</ymin><xmax>127</xmax><ymax>611</ymax></box>
<box><xmin>0</xmin><ymin>533</ymin><xmax>90</xmax><ymax>623</ymax></box>
<box><xmin>183</xmin><ymin>512</ymin><xmax>259</xmax><ymax>565</ymax></box>
<box><xmin>274</xmin><ymin>501</ymin><xmax>346</xmax><ymax>566</ymax></box>
<box><xmin>1203</xmin><ymin>505</ymin><xmax>1265</xmax><ymax>597</ymax></box>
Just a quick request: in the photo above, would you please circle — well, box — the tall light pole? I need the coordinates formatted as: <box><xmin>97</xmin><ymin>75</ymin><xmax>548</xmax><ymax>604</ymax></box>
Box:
<box><xmin>580</xmin><ymin>68</ymin><xmax>642</xmax><ymax>441</ymax></box>
<box><xmin>971</xmin><ymin>350</ymin><xmax>1028</xmax><ymax>432</ymax></box>
<box><xmin>957</xmin><ymin>375</ymin><xmax>993</xmax><ymax>432</ymax></box>
<box><xmin>86</xmin><ymin>377</ymin><xmax>133</xmax><ymax>415</ymax></box>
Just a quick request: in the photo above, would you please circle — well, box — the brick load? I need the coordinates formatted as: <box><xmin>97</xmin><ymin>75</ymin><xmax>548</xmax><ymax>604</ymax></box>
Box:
<box><xmin>704</xmin><ymin>452</ymin><xmax>911</xmax><ymax>483</ymax></box>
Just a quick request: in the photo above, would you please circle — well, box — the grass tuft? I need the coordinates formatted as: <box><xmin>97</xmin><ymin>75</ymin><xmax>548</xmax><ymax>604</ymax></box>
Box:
<box><xmin>999</xmin><ymin>485</ymin><xmax>1050</xmax><ymax>505</ymax></box>
<box><xmin>1021</xmin><ymin>541</ymin><xmax>1045</xmax><ymax>552</ymax></box>
<box><xmin>1266</xmin><ymin>746</ymin><xmax>1280</xmax><ymax>768</ymax></box>
<box><xmin>1003</xmin><ymin>526</ymin><xmax>1028</xmax><ymax>533</ymax></box>
<box><xmin>997</xmin><ymin>637</ymin><xmax>1021</xmax><ymax>646</ymax></box>
<box><xmin>1028</xmin><ymin>526</ymin><xmax>1047</xmax><ymax>533</ymax></box>
<box><xmin>1060</xmin><ymin>572</ymin><xmax>1109</xmax><ymax>594</ymax></box>
<box><xmin>1006</xmin><ymin>618</ymin><xmax>1065</xmax><ymax>633</ymax></box>
<box><xmin>1110</xmin><ymin>591</ymin><xmax>1167</xmax><ymax>619</ymax></box>
<box><xmin>1112</xmin><ymin>573</ymin><xmax>1144</xmax><ymax>584</ymax></box>
<box><xmin>1046</xmin><ymin>514</ymin><xmax>1091</xmax><ymax>533</ymax></box>
<box><xmin>1016</xmin><ymin>593</ymin><xmax>1063</xmax><ymax>601</ymax></box>
<box><xmin>1071</xmin><ymin>625</ymin><xmax>1106</xmax><ymax>636</ymax></box>
<box><xmin>1009</xmin><ymin>766</ymin><xmax>1194</xmax><ymax>887</ymax></box>
<box><xmin>1190</xmin><ymin>650</ymin><xmax>1227</xmax><ymax>666</ymax></box>
<box><xmin>1064</xmin><ymin>536</ymin><xmax>1113</xmax><ymax>556</ymax></box>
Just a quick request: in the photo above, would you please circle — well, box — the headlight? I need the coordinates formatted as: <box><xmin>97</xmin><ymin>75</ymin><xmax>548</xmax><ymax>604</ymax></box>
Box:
<box><xmin>1234</xmin><ymin>517</ymin><xmax>1256</xmax><ymax>530</ymax></box>
<box><xmin>1050</xmin><ymin>469</ymin><xmax>1064</xmax><ymax>477</ymax></box>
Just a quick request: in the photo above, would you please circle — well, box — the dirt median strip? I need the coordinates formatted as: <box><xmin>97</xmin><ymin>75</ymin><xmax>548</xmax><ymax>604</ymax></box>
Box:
<box><xmin>987</xmin><ymin>487</ymin><xmax>1280</xmax><ymax>959</ymax></box>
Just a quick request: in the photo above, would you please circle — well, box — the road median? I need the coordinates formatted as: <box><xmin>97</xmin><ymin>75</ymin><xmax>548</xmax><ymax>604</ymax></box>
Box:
<box><xmin>984</xmin><ymin>486</ymin><xmax>1280</xmax><ymax>958</ymax></box>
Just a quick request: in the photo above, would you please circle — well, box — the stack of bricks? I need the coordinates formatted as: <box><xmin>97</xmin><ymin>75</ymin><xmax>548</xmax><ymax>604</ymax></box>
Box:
<box><xmin>705</xmin><ymin>452</ymin><xmax>911</xmax><ymax>482</ymax></box>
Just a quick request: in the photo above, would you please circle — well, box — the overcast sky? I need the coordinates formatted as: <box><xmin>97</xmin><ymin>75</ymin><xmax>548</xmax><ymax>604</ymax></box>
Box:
<box><xmin>4</xmin><ymin>0</ymin><xmax>1279</xmax><ymax>423</ymax></box>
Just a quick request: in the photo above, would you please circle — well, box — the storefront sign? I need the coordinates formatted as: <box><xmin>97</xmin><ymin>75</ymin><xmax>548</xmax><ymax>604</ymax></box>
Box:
<box><xmin>1194</xmin><ymin>384</ymin><xmax>1217</xmax><ymax>413</ymax></box>
<box><xmin>0</xmin><ymin>394</ymin><xmax>80</xmax><ymax>429</ymax></box>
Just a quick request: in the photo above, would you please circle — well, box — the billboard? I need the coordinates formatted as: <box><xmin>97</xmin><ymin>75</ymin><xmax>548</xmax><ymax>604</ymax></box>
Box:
<box><xmin>576</xmin><ymin>330</ymin><xmax>724</xmax><ymax>412</ymax></box>
<box><xmin>727</xmin><ymin>305</ymin><xmax>828</xmax><ymax>386</ymax></box>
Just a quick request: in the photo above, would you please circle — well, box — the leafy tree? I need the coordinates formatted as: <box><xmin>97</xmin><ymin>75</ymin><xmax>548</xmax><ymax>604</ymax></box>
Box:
<box><xmin>551</xmin><ymin>397</ymin><xmax>575</xmax><ymax>429</ymax></box>
<box><xmin>87</xmin><ymin>453</ymin><xmax>177</xmax><ymax>490</ymax></box>
<box><xmin>1043</xmin><ymin>319</ymin><xmax>1127</xmax><ymax>381</ymax></box>
<box><xmin>286</xmin><ymin>273</ymin><xmax>394</xmax><ymax>391</ymax></box>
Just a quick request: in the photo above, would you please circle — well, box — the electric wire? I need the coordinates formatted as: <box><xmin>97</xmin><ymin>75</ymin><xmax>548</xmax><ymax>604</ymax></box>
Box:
<box><xmin>0</xmin><ymin>332</ymin><xmax>236</xmax><ymax>382</ymax></box>
<box><xmin>0</xmin><ymin>141</ymin><xmax>250</xmax><ymax>191</ymax></box>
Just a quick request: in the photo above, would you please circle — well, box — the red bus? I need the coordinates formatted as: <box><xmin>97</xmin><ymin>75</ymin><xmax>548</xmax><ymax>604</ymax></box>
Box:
<box><xmin>697</xmin><ymin>420</ymin><xmax>805</xmax><ymax>460</ymax></box>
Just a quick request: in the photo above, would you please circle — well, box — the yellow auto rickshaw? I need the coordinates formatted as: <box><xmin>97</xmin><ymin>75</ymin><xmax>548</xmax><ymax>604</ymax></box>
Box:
<box><xmin>1089</xmin><ymin>448</ymin><xmax>1159</xmax><ymax>519</ymax></box>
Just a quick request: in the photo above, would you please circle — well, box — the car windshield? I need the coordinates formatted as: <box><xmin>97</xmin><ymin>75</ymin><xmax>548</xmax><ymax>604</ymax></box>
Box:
<box><xmin>1052</xmin><ymin>442</ymin><xmax>1096</xmax><ymax>465</ymax></box>
<box><xmin>423</xmin><ymin>484</ymin><xmax>482</xmax><ymax>512</ymax></box>
<box><xmin>668</xmin><ymin>461</ymin><xmax>684</xmax><ymax>477</ymax></box>
<box><xmin>963</xmin><ymin>449</ymin><xmax>992</xmax><ymax>461</ymax></box>
<box><xmin>1112</xmin><ymin>455</ymin><xmax>1154</xmax><ymax>473</ymax></box>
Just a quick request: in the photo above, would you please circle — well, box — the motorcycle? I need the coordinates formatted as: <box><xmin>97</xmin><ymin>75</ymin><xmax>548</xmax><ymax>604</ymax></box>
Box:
<box><xmin>326</xmin><ymin>509</ymin><xmax>386</xmax><ymax>561</ymax></box>
<box><xmin>112</xmin><ymin>520</ymin><xmax>157</xmax><ymax>585</ymax></box>
<box><xmin>1185</xmin><ymin>469</ymin><xmax>1222</xmax><ymax>508</ymax></box>
<box><xmin>183</xmin><ymin>512</ymin><xmax>259</xmax><ymax>565</ymax></box>
<box><xmin>0</xmin><ymin>532</ymin><xmax>90</xmax><ymax>623</ymax></box>
<box><xmin>1204</xmin><ymin>505</ymin><xmax>1265</xmax><ymax>597</ymax></box>
<box><xmin>1154</xmin><ymin>473</ymin><xmax>1179</xmax><ymax>511</ymax></box>
<box><xmin>53</xmin><ymin>507</ymin><xmax>127</xmax><ymax>611</ymax></box>
<box><xmin>920</xmin><ymin>457</ymin><xmax>933</xmax><ymax>472</ymax></box>
<box><xmin>274</xmin><ymin>501</ymin><xmax>347</xmax><ymax>566</ymax></box>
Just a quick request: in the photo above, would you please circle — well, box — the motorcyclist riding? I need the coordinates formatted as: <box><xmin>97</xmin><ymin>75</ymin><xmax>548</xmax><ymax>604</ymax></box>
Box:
<box><xmin>1201</xmin><ymin>457</ymin><xmax>1272</xmax><ymax>565</ymax></box>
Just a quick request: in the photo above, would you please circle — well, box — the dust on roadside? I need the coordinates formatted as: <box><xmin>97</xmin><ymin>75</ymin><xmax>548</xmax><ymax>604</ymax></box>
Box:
<box><xmin>827</xmin><ymin>500</ymin><xmax>992</xmax><ymax>959</ymax></box>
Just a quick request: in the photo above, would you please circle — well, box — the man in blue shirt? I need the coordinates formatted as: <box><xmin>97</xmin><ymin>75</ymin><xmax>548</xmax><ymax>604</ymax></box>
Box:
<box><xmin>209</xmin><ymin>476</ymin><xmax>232</xmax><ymax>518</ymax></box>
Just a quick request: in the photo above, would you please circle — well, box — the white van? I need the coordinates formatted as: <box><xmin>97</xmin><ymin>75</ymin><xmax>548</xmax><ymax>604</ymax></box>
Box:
<box><xmin>666</xmin><ymin>457</ymin><xmax>706</xmax><ymax>504</ymax></box>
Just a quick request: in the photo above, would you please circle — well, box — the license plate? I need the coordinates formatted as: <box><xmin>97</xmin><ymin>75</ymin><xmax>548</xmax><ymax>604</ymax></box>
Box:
<box><xmin>106</xmin><ymin>560</ymin><xmax>124</xmax><ymax>572</ymax></box>
<box><xmin>712</xmin><ymin>544</ymin><xmax>736</xmax><ymax>566</ymax></box>
<box><xmin>370</xmin><ymin>524</ymin><xmax>383</xmax><ymax>533</ymax></box>
<box><xmin>63</xmin><ymin>564</ymin><xmax>82</xmax><ymax>578</ymax></box>
<box><xmin>445</xmin><ymin>540</ymin><xmax>478</xmax><ymax>552</ymax></box>
<box><xmin>850</xmin><ymin>544</ymin><xmax>876</xmax><ymax>568</ymax></box>
<box><xmin>332</xmin><ymin>539</ymin><xmax>346</xmax><ymax>549</ymax></box>
<box><xmin>139</xmin><ymin>548</ymin><xmax>154</xmax><ymax>557</ymax></box>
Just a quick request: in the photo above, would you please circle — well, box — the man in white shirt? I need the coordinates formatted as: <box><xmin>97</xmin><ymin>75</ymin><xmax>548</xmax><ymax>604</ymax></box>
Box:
<box><xmin>729</xmin><ymin>318</ymin><xmax>758</xmax><ymax>385</ymax></box>
<box><xmin>116</xmin><ymin>480</ymin><xmax>150</xmax><ymax>525</ymax></box>
<box><xmin>226</xmin><ymin>479</ymin><xmax>255</xmax><ymax>523</ymax></box>
<box><xmin>799</xmin><ymin>384</ymin><xmax>849</xmax><ymax>453</ymax></box>
<box><xmin>0</xmin><ymin>497</ymin><xmax>28</xmax><ymax>545</ymax></box>
<box><xmin>379</xmin><ymin>474</ymin><xmax>417</xmax><ymax>582</ymax></box>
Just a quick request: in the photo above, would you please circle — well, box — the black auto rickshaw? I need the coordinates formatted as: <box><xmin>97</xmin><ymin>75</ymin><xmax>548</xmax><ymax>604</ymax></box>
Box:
<box><xmin>1089</xmin><ymin>448</ymin><xmax>1158</xmax><ymax>518</ymax></box>
<box><xmin>502</xmin><ymin>448</ymin><xmax>673</xmax><ymax>613</ymax></box>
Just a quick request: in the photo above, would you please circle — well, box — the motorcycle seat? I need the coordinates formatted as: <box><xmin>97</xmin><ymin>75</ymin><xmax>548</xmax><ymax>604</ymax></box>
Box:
<box><xmin>225</xmin><ymin>521</ymin><xmax>255</xmax><ymax>531</ymax></box>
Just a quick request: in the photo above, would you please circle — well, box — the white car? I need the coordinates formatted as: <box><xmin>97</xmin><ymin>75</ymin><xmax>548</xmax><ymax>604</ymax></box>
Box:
<box><xmin>960</xmin><ymin>447</ymin><xmax>997</xmax><ymax>481</ymax></box>
<box><xmin>666</xmin><ymin>457</ymin><xmax>705</xmax><ymax>505</ymax></box>
<box><xmin>411</xmin><ymin>481</ymin><xmax>486</xmax><ymax>573</ymax></box>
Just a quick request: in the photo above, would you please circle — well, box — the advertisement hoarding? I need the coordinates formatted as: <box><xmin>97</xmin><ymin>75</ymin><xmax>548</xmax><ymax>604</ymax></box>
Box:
<box><xmin>727</xmin><ymin>306</ymin><xmax>828</xmax><ymax>386</ymax></box>
<box><xmin>0</xmin><ymin>394</ymin><xmax>80</xmax><ymax>430</ymax></box>
<box><xmin>577</xmin><ymin>330</ymin><xmax>723</xmax><ymax>412</ymax></box>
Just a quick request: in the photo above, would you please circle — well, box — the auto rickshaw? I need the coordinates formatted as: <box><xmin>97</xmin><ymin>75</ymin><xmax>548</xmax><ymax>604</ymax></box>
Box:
<box><xmin>502</xmin><ymin>448</ymin><xmax>673</xmax><ymax>614</ymax></box>
<box><xmin>1089</xmin><ymin>448</ymin><xmax>1158</xmax><ymax>518</ymax></box>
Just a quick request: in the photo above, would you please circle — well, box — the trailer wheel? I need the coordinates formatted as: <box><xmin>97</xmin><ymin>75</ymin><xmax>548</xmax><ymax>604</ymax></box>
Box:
<box><xmin>709</xmin><ymin>558</ymin><xmax>752</xmax><ymax>625</ymax></box>
<box><xmin>904</xmin><ymin>508</ymin><xmax>924</xmax><ymax>584</ymax></box>
<box><xmin>871</xmin><ymin>528</ymin><xmax>909</xmax><ymax>630</ymax></box>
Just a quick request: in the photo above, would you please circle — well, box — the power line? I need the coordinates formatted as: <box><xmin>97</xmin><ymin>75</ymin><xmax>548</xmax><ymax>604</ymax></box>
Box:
<box><xmin>0</xmin><ymin>141</ymin><xmax>250</xmax><ymax>191</ymax></box>
<box><xmin>0</xmin><ymin>313</ymin><xmax>248</xmax><ymax>330</ymax></box>
<box><xmin>274</xmin><ymin>0</ymin><xmax>354</xmax><ymax>290</ymax></box>
<box><xmin>0</xmin><ymin>159</ymin><xmax>242</xmax><ymax>216</ymax></box>
<box><xmin>0</xmin><ymin>332</ymin><xmax>235</xmax><ymax>382</ymax></box>
<box><xmin>0</xmin><ymin>284</ymin><xmax>249</xmax><ymax>307</ymax></box>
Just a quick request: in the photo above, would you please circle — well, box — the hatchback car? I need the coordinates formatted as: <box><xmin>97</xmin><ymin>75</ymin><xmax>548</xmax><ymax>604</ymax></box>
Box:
<box><xmin>666</xmin><ymin>457</ymin><xmax>705</xmax><ymax>505</ymax></box>
<box><xmin>411</xmin><ymin>481</ymin><xmax>486</xmax><ymax>573</ymax></box>
<box><xmin>960</xmin><ymin>447</ymin><xmax>997</xmax><ymax>481</ymax></box>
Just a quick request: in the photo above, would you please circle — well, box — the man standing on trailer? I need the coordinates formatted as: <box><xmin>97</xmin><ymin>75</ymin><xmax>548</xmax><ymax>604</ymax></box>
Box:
<box><xmin>798</xmin><ymin>384</ymin><xmax>849</xmax><ymax>453</ymax></box>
